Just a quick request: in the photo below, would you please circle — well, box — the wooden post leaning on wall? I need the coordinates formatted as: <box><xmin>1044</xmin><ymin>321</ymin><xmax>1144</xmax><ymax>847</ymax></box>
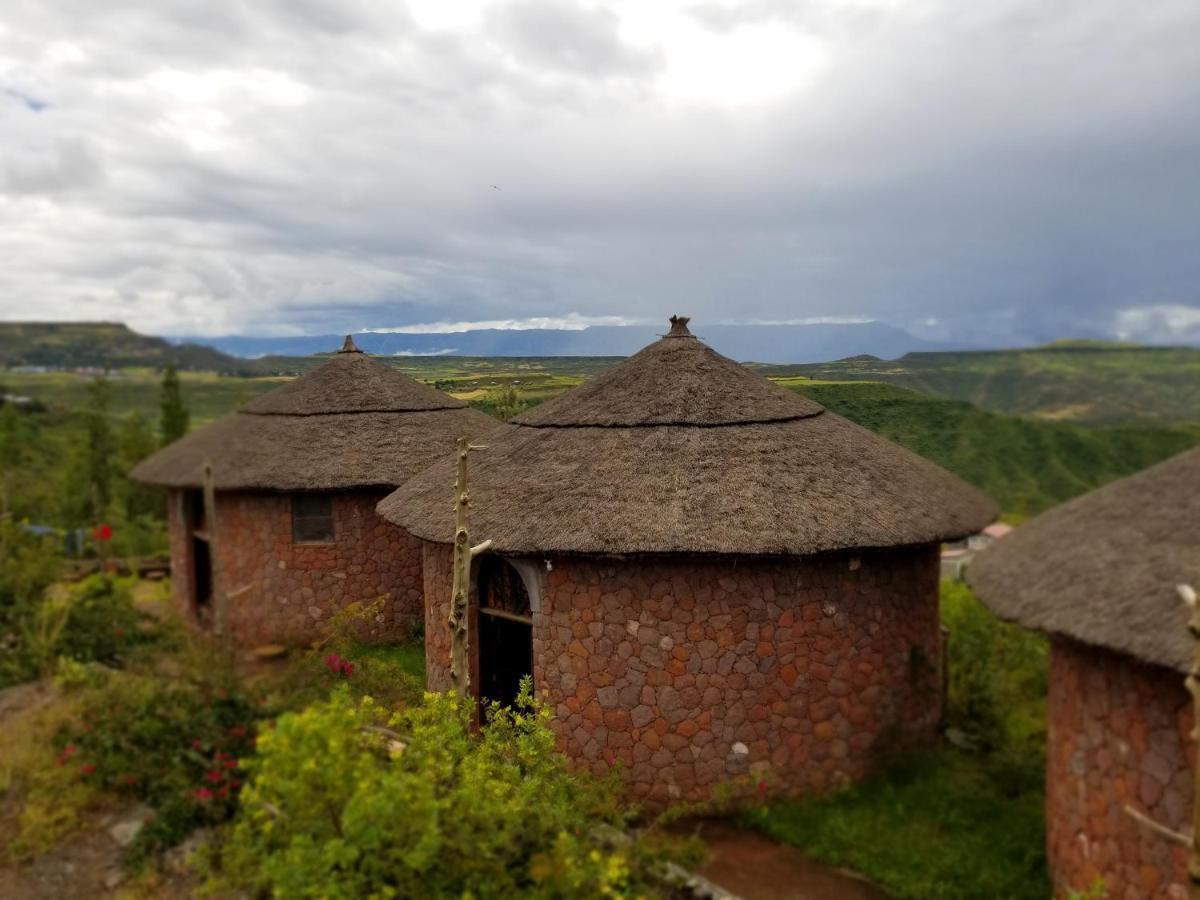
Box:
<box><xmin>203</xmin><ymin>462</ymin><xmax>230</xmax><ymax>653</ymax></box>
<box><xmin>449</xmin><ymin>437</ymin><xmax>491</xmax><ymax>698</ymax></box>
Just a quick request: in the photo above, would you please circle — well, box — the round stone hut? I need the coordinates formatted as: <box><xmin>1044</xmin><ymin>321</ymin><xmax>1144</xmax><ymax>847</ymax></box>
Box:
<box><xmin>132</xmin><ymin>337</ymin><xmax>497</xmax><ymax>647</ymax></box>
<box><xmin>969</xmin><ymin>446</ymin><xmax>1200</xmax><ymax>899</ymax></box>
<box><xmin>379</xmin><ymin>316</ymin><xmax>996</xmax><ymax>804</ymax></box>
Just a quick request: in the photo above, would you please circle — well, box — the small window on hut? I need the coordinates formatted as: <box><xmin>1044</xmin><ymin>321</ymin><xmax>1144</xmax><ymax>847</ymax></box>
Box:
<box><xmin>292</xmin><ymin>495</ymin><xmax>334</xmax><ymax>543</ymax></box>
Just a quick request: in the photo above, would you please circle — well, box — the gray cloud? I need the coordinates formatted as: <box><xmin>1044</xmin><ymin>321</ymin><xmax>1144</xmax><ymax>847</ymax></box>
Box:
<box><xmin>0</xmin><ymin>0</ymin><xmax>1197</xmax><ymax>343</ymax></box>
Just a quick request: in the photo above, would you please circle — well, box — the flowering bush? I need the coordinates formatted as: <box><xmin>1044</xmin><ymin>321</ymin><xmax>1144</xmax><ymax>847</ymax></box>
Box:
<box><xmin>218</xmin><ymin>684</ymin><xmax>681</xmax><ymax>898</ymax></box>
<box><xmin>54</xmin><ymin>665</ymin><xmax>264</xmax><ymax>864</ymax></box>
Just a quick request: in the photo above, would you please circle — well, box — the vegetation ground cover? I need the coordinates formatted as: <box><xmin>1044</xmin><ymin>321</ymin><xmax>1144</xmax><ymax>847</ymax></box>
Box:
<box><xmin>758</xmin><ymin>341</ymin><xmax>1200</xmax><ymax>425</ymax></box>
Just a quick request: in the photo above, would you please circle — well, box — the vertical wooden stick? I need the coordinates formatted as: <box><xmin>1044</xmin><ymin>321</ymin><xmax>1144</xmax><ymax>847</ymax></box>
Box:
<box><xmin>448</xmin><ymin>438</ymin><xmax>491</xmax><ymax>698</ymax></box>
<box><xmin>1181</xmin><ymin>583</ymin><xmax>1200</xmax><ymax>899</ymax></box>
<box><xmin>449</xmin><ymin>438</ymin><xmax>471</xmax><ymax>697</ymax></box>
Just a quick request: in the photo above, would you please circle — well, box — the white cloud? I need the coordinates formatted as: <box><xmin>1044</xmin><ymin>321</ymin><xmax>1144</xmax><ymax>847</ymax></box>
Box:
<box><xmin>1114</xmin><ymin>305</ymin><xmax>1200</xmax><ymax>345</ymax></box>
<box><xmin>0</xmin><ymin>0</ymin><xmax>1197</xmax><ymax>343</ymax></box>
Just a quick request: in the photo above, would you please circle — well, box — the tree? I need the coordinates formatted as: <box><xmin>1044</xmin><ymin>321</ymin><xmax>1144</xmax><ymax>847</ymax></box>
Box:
<box><xmin>84</xmin><ymin>375</ymin><xmax>113</xmax><ymax>521</ymax></box>
<box><xmin>159</xmin><ymin>362</ymin><xmax>190</xmax><ymax>445</ymax></box>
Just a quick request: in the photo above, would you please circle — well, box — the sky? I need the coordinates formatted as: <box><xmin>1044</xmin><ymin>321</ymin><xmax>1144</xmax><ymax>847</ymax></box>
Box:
<box><xmin>1</xmin><ymin>0</ymin><xmax>1198</xmax><ymax>345</ymax></box>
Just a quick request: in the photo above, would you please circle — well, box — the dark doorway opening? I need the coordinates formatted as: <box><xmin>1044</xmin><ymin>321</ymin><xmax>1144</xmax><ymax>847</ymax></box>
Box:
<box><xmin>476</xmin><ymin>556</ymin><xmax>533</xmax><ymax>710</ymax></box>
<box><xmin>185</xmin><ymin>490</ymin><xmax>213</xmax><ymax>623</ymax></box>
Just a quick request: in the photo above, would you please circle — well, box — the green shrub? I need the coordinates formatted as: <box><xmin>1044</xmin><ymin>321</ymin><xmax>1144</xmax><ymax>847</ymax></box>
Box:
<box><xmin>219</xmin><ymin>685</ymin><xmax>674</xmax><ymax>898</ymax></box>
<box><xmin>940</xmin><ymin>580</ymin><xmax>1047</xmax><ymax>753</ymax></box>
<box><xmin>55</xmin><ymin>660</ymin><xmax>265</xmax><ymax>865</ymax></box>
<box><xmin>2</xmin><ymin>572</ymin><xmax>163</xmax><ymax>686</ymax></box>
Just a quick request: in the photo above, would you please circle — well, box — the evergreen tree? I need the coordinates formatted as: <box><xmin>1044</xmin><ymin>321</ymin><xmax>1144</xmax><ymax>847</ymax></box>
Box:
<box><xmin>159</xmin><ymin>362</ymin><xmax>190</xmax><ymax>445</ymax></box>
<box><xmin>84</xmin><ymin>375</ymin><xmax>113</xmax><ymax>520</ymax></box>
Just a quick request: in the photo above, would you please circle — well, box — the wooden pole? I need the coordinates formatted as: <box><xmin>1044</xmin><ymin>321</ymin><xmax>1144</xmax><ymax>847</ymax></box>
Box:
<box><xmin>1181</xmin><ymin>583</ymin><xmax>1200</xmax><ymax>899</ymax></box>
<box><xmin>448</xmin><ymin>437</ymin><xmax>491</xmax><ymax>698</ymax></box>
<box><xmin>203</xmin><ymin>462</ymin><xmax>229</xmax><ymax>652</ymax></box>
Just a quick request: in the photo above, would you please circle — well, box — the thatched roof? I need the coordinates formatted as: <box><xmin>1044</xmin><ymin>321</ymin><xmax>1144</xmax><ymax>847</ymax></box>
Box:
<box><xmin>968</xmin><ymin>446</ymin><xmax>1200</xmax><ymax>673</ymax></box>
<box><xmin>378</xmin><ymin>317</ymin><xmax>996</xmax><ymax>556</ymax></box>
<box><xmin>131</xmin><ymin>337</ymin><xmax>498</xmax><ymax>492</ymax></box>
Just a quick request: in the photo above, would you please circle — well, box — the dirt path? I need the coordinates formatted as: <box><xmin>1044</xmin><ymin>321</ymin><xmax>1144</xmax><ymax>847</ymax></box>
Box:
<box><xmin>696</xmin><ymin>820</ymin><xmax>890</xmax><ymax>900</ymax></box>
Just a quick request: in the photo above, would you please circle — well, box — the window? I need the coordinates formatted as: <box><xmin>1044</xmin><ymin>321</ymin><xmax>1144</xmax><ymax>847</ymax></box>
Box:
<box><xmin>292</xmin><ymin>494</ymin><xmax>334</xmax><ymax>543</ymax></box>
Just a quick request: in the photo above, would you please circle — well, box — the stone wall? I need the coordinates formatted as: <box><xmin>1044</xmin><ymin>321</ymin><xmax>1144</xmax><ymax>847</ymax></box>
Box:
<box><xmin>1046</xmin><ymin>637</ymin><xmax>1194</xmax><ymax>899</ymax></box>
<box><xmin>422</xmin><ymin>542</ymin><xmax>943</xmax><ymax>804</ymax></box>
<box><xmin>167</xmin><ymin>489</ymin><xmax>423</xmax><ymax>646</ymax></box>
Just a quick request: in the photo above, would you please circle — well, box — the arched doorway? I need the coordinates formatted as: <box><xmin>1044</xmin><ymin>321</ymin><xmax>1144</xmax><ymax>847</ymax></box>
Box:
<box><xmin>476</xmin><ymin>555</ymin><xmax>533</xmax><ymax>709</ymax></box>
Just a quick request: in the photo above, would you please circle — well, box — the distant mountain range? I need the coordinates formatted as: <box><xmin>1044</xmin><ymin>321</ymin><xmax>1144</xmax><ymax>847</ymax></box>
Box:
<box><xmin>179</xmin><ymin>321</ymin><xmax>950</xmax><ymax>363</ymax></box>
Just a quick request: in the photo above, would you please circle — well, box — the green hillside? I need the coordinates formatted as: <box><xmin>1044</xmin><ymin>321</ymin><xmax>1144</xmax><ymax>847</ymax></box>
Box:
<box><xmin>757</xmin><ymin>343</ymin><xmax>1200</xmax><ymax>426</ymax></box>
<box><xmin>0</xmin><ymin>322</ymin><xmax>249</xmax><ymax>373</ymax></box>
<box><xmin>781</xmin><ymin>379</ymin><xmax>1199</xmax><ymax>518</ymax></box>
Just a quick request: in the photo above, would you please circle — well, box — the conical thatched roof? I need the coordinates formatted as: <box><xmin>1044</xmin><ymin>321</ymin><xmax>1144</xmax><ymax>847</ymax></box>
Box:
<box><xmin>378</xmin><ymin>317</ymin><xmax>996</xmax><ymax>556</ymax></box>
<box><xmin>968</xmin><ymin>446</ymin><xmax>1200</xmax><ymax>673</ymax></box>
<box><xmin>132</xmin><ymin>337</ymin><xmax>499</xmax><ymax>492</ymax></box>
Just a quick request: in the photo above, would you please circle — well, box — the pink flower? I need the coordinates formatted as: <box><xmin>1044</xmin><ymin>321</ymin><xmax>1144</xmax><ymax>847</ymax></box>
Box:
<box><xmin>340</xmin><ymin>661</ymin><xmax>355</xmax><ymax>677</ymax></box>
<box><xmin>324</xmin><ymin>653</ymin><xmax>342</xmax><ymax>673</ymax></box>
<box><xmin>194</xmin><ymin>788</ymin><xmax>213</xmax><ymax>802</ymax></box>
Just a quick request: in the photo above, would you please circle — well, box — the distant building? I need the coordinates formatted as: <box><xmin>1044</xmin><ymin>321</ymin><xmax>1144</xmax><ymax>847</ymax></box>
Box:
<box><xmin>131</xmin><ymin>337</ymin><xmax>497</xmax><ymax>647</ymax></box>
<box><xmin>940</xmin><ymin>521</ymin><xmax>1013</xmax><ymax>580</ymax></box>
<box><xmin>379</xmin><ymin>317</ymin><xmax>996</xmax><ymax>804</ymax></box>
<box><xmin>969</xmin><ymin>447</ymin><xmax>1200</xmax><ymax>897</ymax></box>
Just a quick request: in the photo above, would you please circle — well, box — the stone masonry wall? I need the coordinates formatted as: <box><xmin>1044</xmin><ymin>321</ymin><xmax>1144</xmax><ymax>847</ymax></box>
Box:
<box><xmin>422</xmin><ymin>542</ymin><xmax>943</xmax><ymax>804</ymax></box>
<box><xmin>167</xmin><ymin>489</ymin><xmax>423</xmax><ymax>647</ymax></box>
<box><xmin>1046</xmin><ymin>637</ymin><xmax>1194</xmax><ymax>900</ymax></box>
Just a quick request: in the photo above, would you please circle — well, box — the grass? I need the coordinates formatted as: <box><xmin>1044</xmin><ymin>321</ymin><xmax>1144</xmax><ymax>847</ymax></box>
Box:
<box><xmin>742</xmin><ymin>748</ymin><xmax>1049</xmax><ymax>900</ymax></box>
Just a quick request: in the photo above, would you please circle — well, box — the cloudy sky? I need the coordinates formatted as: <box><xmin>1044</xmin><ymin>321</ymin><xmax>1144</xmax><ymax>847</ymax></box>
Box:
<box><xmin>1</xmin><ymin>0</ymin><xmax>1198</xmax><ymax>344</ymax></box>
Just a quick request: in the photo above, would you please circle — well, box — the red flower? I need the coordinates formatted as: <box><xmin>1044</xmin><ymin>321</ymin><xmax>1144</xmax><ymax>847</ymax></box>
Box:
<box><xmin>64</xmin><ymin>744</ymin><xmax>77</xmax><ymax>756</ymax></box>
<box><xmin>229</xmin><ymin>724</ymin><xmax>247</xmax><ymax>738</ymax></box>
<box><xmin>206</xmin><ymin>770</ymin><xmax>223</xmax><ymax>783</ymax></box>
<box><xmin>757</xmin><ymin>778</ymin><xmax>768</xmax><ymax>794</ymax></box>
<box><xmin>324</xmin><ymin>653</ymin><xmax>342</xmax><ymax>673</ymax></box>
<box><xmin>225</xmin><ymin>758</ymin><xmax>238</xmax><ymax>769</ymax></box>
<box><xmin>191</xmin><ymin>739</ymin><xmax>202</xmax><ymax>751</ymax></box>
<box><xmin>81</xmin><ymin>763</ymin><xmax>97</xmax><ymax>775</ymax></box>
<box><xmin>604</xmin><ymin>750</ymin><xmax>615</xmax><ymax>766</ymax></box>
<box><xmin>340</xmin><ymin>661</ymin><xmax>354</xmax><ymax>678</ymax></box>
<box><xmin>92</xmin><ymin>523</ymin><xmax>113</xmax><ymax>542</ymax></box>
<box><xmin>193</xmin><ymin>788</ymin><xmax>213</xmax><ymax>802</ymax></box>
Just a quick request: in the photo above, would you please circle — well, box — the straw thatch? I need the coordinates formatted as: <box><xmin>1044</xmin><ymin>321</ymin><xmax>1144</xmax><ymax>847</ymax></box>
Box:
<box><xmin>968</xmin><ymin>445</ymin><xmax>1200</xmax><ymax>673</ymax></box>
<box><xmin>378</xmin><ymin>317</ymin><xmax>996</xmax><ymax>556</ymax></box>
<box><xmin>132</xmin><ymin>338</ymin><xmax>498</xmax><ymax>491</ymax></box>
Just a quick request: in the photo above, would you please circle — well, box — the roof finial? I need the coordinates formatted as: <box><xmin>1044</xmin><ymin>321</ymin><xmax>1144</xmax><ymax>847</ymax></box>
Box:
<box><xmin>666</xmin><ymin>315</ymin><xmax>693</xmax><ymax>338</ymax></box>
<box><xmin>338</xmin><ymin>334</ymin><xmax>363</xmax><ymax>354</ymax></box>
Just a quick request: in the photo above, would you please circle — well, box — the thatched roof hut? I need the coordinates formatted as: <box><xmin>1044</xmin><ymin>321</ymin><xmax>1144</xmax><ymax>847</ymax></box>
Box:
<box><xmin>379</xmin><ymin>316</ymin><xmax>996</xmax><ymax>554</ymax></box>
<box><xmin>967</xmin><ymin>445</ymin><xmax>1200</xmax><ymax>897</ymax></box>
<box><xmin>131</xmin><ymin>337</ymin><xmax>498</xmax><ymax>648</ymax></box>
<box><xmin>132</xmin><ymin>336</ymin><xmax>496</xmax><ymax>492</ymax></box>
<box><xmin>968</xmin><ymin>444</ymin><xmax>1200</xmax><ymax>672</ymax></box>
